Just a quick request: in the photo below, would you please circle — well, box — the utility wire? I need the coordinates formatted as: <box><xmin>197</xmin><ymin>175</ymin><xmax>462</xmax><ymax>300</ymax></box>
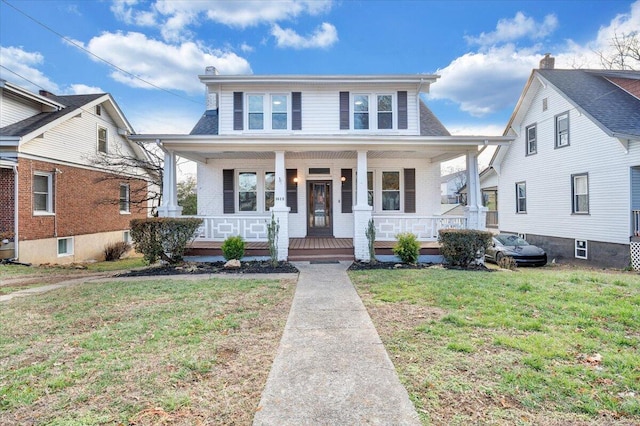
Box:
<box><xmin>1</xmin><ymin>0</ymin><xmax>202</xmax><ymax>106</ymax></box>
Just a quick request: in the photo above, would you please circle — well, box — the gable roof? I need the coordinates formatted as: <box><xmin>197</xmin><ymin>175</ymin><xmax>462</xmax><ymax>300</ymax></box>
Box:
<box><xmin>420</xmin><ymin>99</ymin><xmax>450</xmax><ymax>136</ymax></box>
<box><xmin>537</xmin><ymin>69</ymin><xmax>640</xmax><ymax>139</ymax></box>
<box><xmin>190</xmin><ymin>110</ymin><xmax>218</xmax><ymax>135</ymax></box>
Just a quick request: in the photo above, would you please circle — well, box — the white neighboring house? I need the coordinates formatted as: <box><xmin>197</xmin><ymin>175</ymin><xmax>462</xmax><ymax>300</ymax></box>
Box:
<box><xmin>131</xmin><ymin>70</ymin><xmax>512</xmax><ymax>261</ymax></box>
<box><xmin>459</xmin><ymin>166</ymin><xmax>499</xmax><ymax>228</ymax></box>
<box><xmin>492</xmin><ymin>59</ymin><xmax>640</xmax><ymax>269</ymax></box>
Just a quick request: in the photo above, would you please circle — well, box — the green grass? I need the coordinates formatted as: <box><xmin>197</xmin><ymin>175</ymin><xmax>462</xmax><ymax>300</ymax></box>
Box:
<box><xmin>0</xmin><ymin>275</ymin><xmax>295</xmax><ymax>424</ymax></box>
<box><xmin>0</xmin><ymin>257</ymin><xmax>146</xmax><ymax>278</ymax></box>
<box><xmin>350</xmin><ymin>267</ymin><xmax>640</xmax><ymax>425</ymax></box>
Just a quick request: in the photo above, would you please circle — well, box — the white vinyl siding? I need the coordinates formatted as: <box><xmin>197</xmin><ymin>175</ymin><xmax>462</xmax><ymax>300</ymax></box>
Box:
<box><xmin>497</xmin><ymin>76</ymin><xmax>639</xmax><ymax>245</ymax></box>
<box><xmin>1</xmin><ymin>92</ymin><xmax>43</xmax><ymax>127</ymax></box>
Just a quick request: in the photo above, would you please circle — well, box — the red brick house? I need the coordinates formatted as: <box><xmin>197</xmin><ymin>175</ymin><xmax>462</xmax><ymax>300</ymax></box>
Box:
<box><xmin>0</xmin><ymin>80</ymin><xmax>150</xmax><ymax>264</ymax></box>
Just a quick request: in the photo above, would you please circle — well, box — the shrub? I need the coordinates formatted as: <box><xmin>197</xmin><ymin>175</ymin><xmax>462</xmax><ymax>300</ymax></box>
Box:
<box><xmin>365</xmin><ymin>219</ymin><xmax>377</xmax><ymax>263</ymax></box>
<box><xmin>221</xmin><ymin>236</ymin><xmax>245</xmax><ymax>261</ymax></box>
<box><xmin>103</xmin><ymin>241</ymin><xmax>130</xmax><ymax>261</ymax></box>
<box><xmin>266</xmin><ymin>213</ymin><xmax>279</xmax><ymax>267</ymax></box>
<box><xmin>438</xmin><ymin>229</ymin><xmax>493</xmax><ymax>267</ymax></box>
<box><xmin>130</xmin><ymin>217</ymin><xmax>203</xmax><ymax>264</ymax></box>
<box><xmin>393</xmin><ymin>232</ymin><xmax>420</xmax><ymax>264</ymax></box>
<box><xmin>498</xmin><ymin>255</ymin><xmax>517</xmax><ymax>270</ymax></box>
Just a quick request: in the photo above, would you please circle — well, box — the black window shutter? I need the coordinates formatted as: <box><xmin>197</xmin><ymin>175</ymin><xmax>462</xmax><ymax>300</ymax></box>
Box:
<box><xmin>404</xmin><ymin>168</ymin><xmax>415</xmax><ymax>213</ymax></box>
<box><xmin>339</xmin><ymin>91</ymin><xmax>350</xmax><ymax>130</ymax></box>
<box><xmin>292</xmin><ymin>92</ymin><xmax>302</xmax><ymax>130</ymax></box>
<box><xmin>233</xmin><ymin>92</ymin><xmax>243</xmax><ymax>130</ymax></box>
<box><xmin>286</xmin><ymin>169</ymin><xmax>298</xmax><ymax>213</ymax></box>
<box><xmin>341</xmin><ymin>168</ymin><xmax>353</xmax><ymax>213</ymax></box>
<box><xmin>223</xmin><ymin>169</ymin><xmax>235</xmax><ymax>213</ymax></box>
<box><xmin>398</xmin><ymin>91</ymin><xmax>408</xmax><ymax>130</ymax></box>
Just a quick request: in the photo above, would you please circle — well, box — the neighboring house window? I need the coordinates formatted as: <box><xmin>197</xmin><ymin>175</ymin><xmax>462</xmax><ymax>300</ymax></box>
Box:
<box><xmin>542</xmin><ymin>98</ymin><xmax>548</xmax><ymax>111</ymax></box>
<box><xmin>515</xmin><ymin>181</ymin><xmax>526</xmax><ymax>213</ymax></box>
<box><xmin>238</xmin><ymin>172</ymin><xmax>257</xmax><ymax>211</ymax></box>
<box><xmin>575</xmin><ymin>240</ymin><xmax>588</xmax><ymax>259</ymax></box>
<box><xmin>119</xmin><ymin>184</ymin><xmax>130</xmax><ymax>213</ymax></box>
<box><xmin>265</xmin><ymin>172</ymin><xmax>275</xmax><ymax>210</ymax></box>
<box><xmin>33</xmin><ymin>172</ymin><xmax>53</xmax><ymax>214</ymax></box>
<box><xmin>248</xmin><ymin>95</ymin><xmax>264</xmax><ymax>130</ymax></box>
<box><xmin>353</xmin><ymin>95</ymin><xmax>369</xmax><ymax>129</ymax></box>
<box><xmin>123</xmin><ymin>230</ymin><xmax>131</xmax><ymax>244</ymax></box>
<box><xmin>572</xmin><ymin>173</ymin><xmax>589</xmax><ymax>214</ymax></box>
<box><xmin>96</xmin><ymin>105</ymin><xmax>102</xmax><ymax>116</ymax></box>
<box><xmin>377</xmin><ymin>95</ymin><xmax>393</xmax><ymax>129</ymax></box>
<box><xmin>98</xmin><ymin>126</ymin><xmax>108</xmax><ymax>153</ymax></box>
<box><xmin>57</xmin><ymin>237</ymin><xmax>73</xmax><ymax>257</ymax></box>
<box><xmin>526</xmin><ymin>124</ymin><xmax>537</xmax><ymax>155</ymax></box>
<box><xmin>271</xmin><ymin>95</ymin><xmax>287</xmax><ymax>130</ymax></box>
<box><xmin>555</xmin><ymin>112</ymin><xmax>569</xmax><ymax>148</ymax></box>
<box><xmin>382</xmin><ymin>171</ymin><xmax>400</xmax><ymax>211</ymax></box>
<box><xmin>367</xmin><ymin>171</ymin><xmax>374</xmax><ymax>207</ymax></box>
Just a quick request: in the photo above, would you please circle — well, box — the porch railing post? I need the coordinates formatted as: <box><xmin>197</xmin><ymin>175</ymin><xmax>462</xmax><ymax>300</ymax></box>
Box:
<box><xmin>272</xmin><ymin>151</ymin><xmax>289</xmax><ymax>260</ymax></box>
<box><xmin>354</xmin><ymin>150</ymin><xmax>372</xmax><ymax>261</ymax></box>
<box><xmin>464</xmin><ymin>150</ymin><xmax>487</xmax><ymax>230</ymax></box>
<box><xmin>157</xmin><ymin>147</ymin><xmax>183</xmax><ymax>218</ymax></box>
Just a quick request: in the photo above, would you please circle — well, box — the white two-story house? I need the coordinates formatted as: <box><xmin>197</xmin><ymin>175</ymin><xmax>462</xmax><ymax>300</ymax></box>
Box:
<box><xmin>492</xmin><ymin>57</ymin><xmax>640</xmax><ymax>269</ymax></box>
<box><xmin>131</xmin><ymin>70</ymin><xmax>511</xmax><ymax>261</ymax></box>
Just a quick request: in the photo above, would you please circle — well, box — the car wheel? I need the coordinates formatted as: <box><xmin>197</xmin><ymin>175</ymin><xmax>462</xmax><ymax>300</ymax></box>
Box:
<box><xmin>495</xmin><ymin>252</ymin><xmax>504</xmax><ymax>264</ymax></box>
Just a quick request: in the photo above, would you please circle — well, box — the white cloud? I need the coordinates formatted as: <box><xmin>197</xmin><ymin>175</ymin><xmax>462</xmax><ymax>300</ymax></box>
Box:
<box><xmin>240</xmin><ymin>42</ymin><xmax>254</xmax><ymax>53</ymax></box>
<box><xmin>0</xmin><ymin>46</ymin><xmax>60</xmax><ymax>93</ymax></box>
<box><xmin>112</xmin><ymin>0</ymin><xmax>334</xmax><ymax>42</ymax></box>
<box><xmin>466</xmin><ymin>12</ymin><xmax>558</xmax><ymax>47</ymax></box>
<box><xmin>429</xmin><ymin>45</ymin><xmax>539</xmax><ymax>117</ymax></box>
<box><xmin>271</xmin><ymin>22</ymin><xmax>338</xmax><ymax>49</ymax></box>
<box><xmin>65</xmin><ymin>84</ymin><xmax>104</xmax><ymax>95</ymax></box>
<box><xmin>74</xmin><ymin>31</ymin><xmax>252</xmax><ymax>94</ymax></box>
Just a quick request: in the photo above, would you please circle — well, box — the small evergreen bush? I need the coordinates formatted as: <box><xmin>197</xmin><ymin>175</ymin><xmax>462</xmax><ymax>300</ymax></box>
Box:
<box><xmin>130</xmin><ymin>217</ymin><xmax>203</xmax><ymax>264</ymax></box>
<box><xmin>393</xmin><ymin>232</ymin><xmax>420</xmax><ymax>264</ymax></box>
<box><xmin>438</xmin><ymin>229</ymin><xmax>493</xmax><ymax>267</ymax></box>
<box><xmin>221</xmin><ymin>236</ymin><xmax>245</xmax><ymax>261</ymax></box>
<box><xmin>365</xmin><ymin>218</ymin><xmax>377</xmax><ymax>263</ymax></box>
<box><xmin>267</xmin><ymin>213</ymin><xmax>279</xmax><ymax>267</ymax></box>
<box><xmin>103</xmin><ymin>241</ymin><xmax>130</xmax><ymax>261</ymax></box>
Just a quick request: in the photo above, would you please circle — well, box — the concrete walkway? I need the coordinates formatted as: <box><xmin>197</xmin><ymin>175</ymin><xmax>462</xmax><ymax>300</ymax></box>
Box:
<box><xmin>253</xmin><ymin>261</ymin><xmax>420</xmax><ymax>425</ymax></box>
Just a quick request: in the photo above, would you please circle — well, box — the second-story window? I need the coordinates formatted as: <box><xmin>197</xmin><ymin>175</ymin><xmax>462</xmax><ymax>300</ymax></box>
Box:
<box><xmin>555</xmin><ymin>112</ymin><xmax>569</xmax><ymax>148</ymax></box>
<box><xmin>97</xmin><ymin>126</ymin><xmax>108</xmax><ymax>153</ymax></box>
<box><xmin>248</xmin><ymin>95</ymin><xmax>264</xmax><ymax>130</ymax></box>
<box><xmin>377</xmin><ymin>95</ymin><xmax>393</xmax><ymax>129</ymax></box>
<box><xmin>271</xmin><ymin>95</ymin><xmax>287</xmax><ymax>130</ymax></box>
<box><xmin>526</xmin><ymin>124</ymin><xmax>537</xmax><ymax>155</ymax></box>
<box><xmin>354</xmin><ymin>95</ymin><xmax>369</xmax><ymax>129</ymax></box>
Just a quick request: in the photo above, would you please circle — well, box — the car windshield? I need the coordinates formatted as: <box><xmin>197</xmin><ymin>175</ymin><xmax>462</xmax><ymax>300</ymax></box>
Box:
<box><xmin>496</xmin><ymin>234</ymin><xmax>530</xmax><ymax>246</ymax></box>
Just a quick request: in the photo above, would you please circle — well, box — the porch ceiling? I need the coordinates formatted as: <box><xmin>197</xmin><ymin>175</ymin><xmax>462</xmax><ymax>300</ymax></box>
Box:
<box><xmin>176</xmin><ymin>149</ymin><xmax>460</xmax><ymax>162</ymax></box>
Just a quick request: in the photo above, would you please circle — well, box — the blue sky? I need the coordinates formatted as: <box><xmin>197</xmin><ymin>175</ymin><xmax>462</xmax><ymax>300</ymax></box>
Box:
<box><xmin>1</xmin><ymin>0</ymin><xmax>639</xmax><ymax>170</ymax></box>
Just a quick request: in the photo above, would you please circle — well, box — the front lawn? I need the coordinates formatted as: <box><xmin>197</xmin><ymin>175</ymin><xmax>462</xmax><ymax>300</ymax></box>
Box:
<box><xmin>350</xmin><ymin>266</ymin><xmax>640</xmax><ymax>425</ymax></box>
<box><xmin>0</xmin><ymin>275</ymin><xmax>295</xmax><ymax>424</ymax></box>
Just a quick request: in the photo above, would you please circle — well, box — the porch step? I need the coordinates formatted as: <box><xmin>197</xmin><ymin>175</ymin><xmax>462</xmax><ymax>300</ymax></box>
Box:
<box><xmin>288</xmin><ymin>253</ymin><xmax>355</xmax><ymax>262</ymax></box>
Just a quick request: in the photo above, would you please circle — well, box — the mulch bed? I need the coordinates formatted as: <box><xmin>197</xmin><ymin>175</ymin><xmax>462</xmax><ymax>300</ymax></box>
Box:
<box><xmin>116</xmin><ymin>261</ymin><xmax>299</xmax><ymax>277</ymax></box>
<box><xmin>348</xmin><ymin>261</ymin><xmax>491</xmax><ymax>271</ymax></box>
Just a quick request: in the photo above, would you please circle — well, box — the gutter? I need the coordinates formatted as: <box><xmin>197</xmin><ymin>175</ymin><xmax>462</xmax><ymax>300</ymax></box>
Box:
<box><xmin>12</xmin><ymin>163</ymin><xmax>19</xmax><ymax>260</ymax></box>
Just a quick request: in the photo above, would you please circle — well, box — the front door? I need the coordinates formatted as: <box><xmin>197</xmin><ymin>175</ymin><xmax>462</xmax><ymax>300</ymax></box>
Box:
<box><xmin>307</xmin><ymin>181</ymin><xmax>332</xmax><ymax>236</ymax></box>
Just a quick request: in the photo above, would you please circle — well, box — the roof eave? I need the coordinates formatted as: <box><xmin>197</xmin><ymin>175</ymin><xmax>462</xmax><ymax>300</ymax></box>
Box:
<box><xmin>198</xmin><ymin>74</ymin><xmax>440</xmax><ymax>85</ymax></box>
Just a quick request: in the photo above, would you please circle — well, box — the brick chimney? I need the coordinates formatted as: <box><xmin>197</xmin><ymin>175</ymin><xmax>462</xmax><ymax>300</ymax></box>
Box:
<box><xmin>39</xmin><ymin>89</ymin><xmax>55</xmax><ymax>97</ymax></box>
<box><xmin>539</xmin><ymin>53</ymin><xmax>555</xmax><ymax>70</ymax></box>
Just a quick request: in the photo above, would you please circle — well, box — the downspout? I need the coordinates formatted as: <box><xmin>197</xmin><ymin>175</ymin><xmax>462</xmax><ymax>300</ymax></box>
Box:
<box><xmin>13</xmin><ymin>164</ymin><xmax>19</xmax><ymax>259</ymax></box>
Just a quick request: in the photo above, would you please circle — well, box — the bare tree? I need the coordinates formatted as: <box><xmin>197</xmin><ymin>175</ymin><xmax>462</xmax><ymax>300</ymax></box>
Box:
<box><xmin>88</xmin><ymin>140</ymin><xmax>163</xmax><ymax>215</ymax></box>
<box><xmin>597</xmin><ymin>31</ymin><xmax>640</xmax><ymax>70</ymax></box>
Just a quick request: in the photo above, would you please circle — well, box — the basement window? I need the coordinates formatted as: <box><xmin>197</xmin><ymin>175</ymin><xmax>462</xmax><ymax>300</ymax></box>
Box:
<box><xmin>575</xmin><ymin>240</ymin><xmax>588</xmax><ymax>259</ymax></box>
<box><xmin>57</xmin><ymin>237</ymin><xmax>74</xmax><ymax>257</ymax></box>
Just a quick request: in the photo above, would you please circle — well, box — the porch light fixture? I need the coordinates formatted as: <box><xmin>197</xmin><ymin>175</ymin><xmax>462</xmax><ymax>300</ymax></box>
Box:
<box><xmin>293</xmin><ymin>177</ymin><xmax>299</xmax><ymax>183</ymax></box>
<box><xmin>340</xmin><ymin>176</ymin><xmax>346</xmax><ymax>182</ymax></box>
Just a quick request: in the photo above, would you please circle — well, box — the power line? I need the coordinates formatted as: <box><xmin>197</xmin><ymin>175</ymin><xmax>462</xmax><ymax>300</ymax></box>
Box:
<box><xmin>1</xmin><ymin>0</ymin><xmax>202</xmax><ymax>106</ymax></box>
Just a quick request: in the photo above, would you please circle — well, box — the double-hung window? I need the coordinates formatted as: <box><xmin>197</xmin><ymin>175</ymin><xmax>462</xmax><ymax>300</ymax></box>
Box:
<box><xmin>97</xmin><ymin>126</ymin><xmax>108</xmax><ymax>153</ymax></box>
<box><xmin>377</xmin><ymin>95</ymin><xmax>393</xmax><ymax>129</ymax></box>
<box><xmin>572</xmin><ymin>173</ymin><xmax>589</xmax><ymax>214</ymax></box>
<box><xmin>265</xmin><ymin>172</ymin><xmax>275</xmax><ymax>210</ymax></box>
<box><xmin>555</xmin><ymin>112</ymin><xmax>569</xmax><ymax>148</ymax></box>
<box><xmin>271</xmin><ymin>95</ymin><xmax>287</xmax><ymax>130</ymax></box>
<box><xmin>367</xmin><ymin>171</ymin><xmax>374</xmax><ymax>207</ymax></box>
<box><xmin>33</xmin><ymin>172</ymin><xmax>53</xmax><ymax>214</ymax></box>
<box><xmin>382</xmin><ymin>171</ymin><xmax>400</xmax><ymax>211</ymax></box>
<box><xmin>238</xmin><ymin>172</ymin><xmax>257</xmax><ymax>211</ymax></box>
<box><xmin>526</xmin><ymin>124</ymin><xmax>537</xmax><ymax>155</ymax></box>
<box><xmin>516</xmin><ymin>181</ymin><xmax>527</xmax><ymax>213</ymax></box>
<box><xmin>248</xmin><ymin>95</ymin><xmax>264</xmax><ymax>130</ymax></box>
<box><xmin>119</xmin><ymin>184</ymin><xmax>130</xmax><ymax>213</ymax></box>
<box><xmin>353</xmin><ymin>95</ymin><xmax>370</xmax><ymax>129</ymax></box>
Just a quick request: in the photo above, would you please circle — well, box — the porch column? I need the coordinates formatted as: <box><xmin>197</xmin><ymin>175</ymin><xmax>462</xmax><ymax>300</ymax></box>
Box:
<box><xmin>464</xmin><ymin>150</ymin><xmax>487</xmax><ymax>230</ymax></box>
<box><xmin>271</xmin><ymin>151</ymin><xmax>289</xmax><ymax>261</ymax></box>
<box><xmin>353</xmin><ymin>150</ymin><xmax>372</xmax><ymax>261</ymax></box>
<box><xmin>157</xmin><ymin>149</ymin><xmax>182</xmax><ymax>217</ymax></box>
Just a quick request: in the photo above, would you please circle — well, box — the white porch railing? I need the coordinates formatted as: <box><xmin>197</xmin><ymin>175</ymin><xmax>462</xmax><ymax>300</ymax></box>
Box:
<box><xmin>373</xmin><ymin>215</ymin><xmax>467</xmax><ymax>241</ymax></box>
<box><xmin>186</xmin><ymin>215</ymin><xmax>270</xmax><ymax>241</ymax></box>
<box><xmin>633</xmin><ymin>210</ymin><xmax>640</xmax><ymax>237</ymax></box>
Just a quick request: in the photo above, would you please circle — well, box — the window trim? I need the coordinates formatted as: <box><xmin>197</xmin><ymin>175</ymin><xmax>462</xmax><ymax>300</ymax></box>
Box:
<box><xmin>265</xmin><ymin>171</ymin><xmax>275</xmax><ymax>211</ymax></box>
<box><xmin>97</xmin><ymin>125</ymin><xmax>108</xmax><ymax>154</ymax></box>
<box><xmin>352</xmin><ymin>93</ymin><xmax>395</xmax><ymax>131</ymax></box>
<box><xmin>381</xmin><ymin>170</ymin><xmax>401</xmax><ymax>211</ymax></box>
<box><xmin>376</xmin><ymin>94</ymin><xmax>394</xmax><ymax>130</ymax></box>
<box><xmin>575</xmin><ymin>239</ymin><xmax>588</xmax><ymax>259</ymax></box>
<box><xmin>119</xmin><ymin>183</ymin><xmax>130</xmax><ymax>214</ymax></box>
<box><xmin>57</xmin><ymin>236</ymin><xmax>74</xmax><ymax>257</ymax></box>
<box><xmin>123</xmin><ymin>230</ymin><xmax>131</xmax><ymax>244</ymax></box>
<box><xmin>33</xmin><ymin>172</ymin><xmax>54</xmax><ymax>215</ymax></box>
<box><xmin>571</xmin><ymin>173</ymin><xmax>589</xmax><ymax>214</ymax></box>
<box><xmin>515</xmin><ymin>181</ymin><xmax>527</xmax><ymax>214</ymax></box>
<box><xmin>555</xmin><ymin>111</ymin><xmax>570</xmax><ymax>148</ymax></box>
<box><xmin>246</xmin><ymin>93</ymin><xmax>291</xmax><ymax>131</ymax></box>
<box><xmin>236</xmin><ymin>169</ymin><xmax>279</xmax><ymax>213</ymax></box>
<box><xmin>366</xmin><ymin>169</ymin><xmax>410</xmax><ymax>213</ymax></box>
<box><xmin>526</xmin><ymin>123</ymin><xmax>537</xmax><ymax>156</ymax></box>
